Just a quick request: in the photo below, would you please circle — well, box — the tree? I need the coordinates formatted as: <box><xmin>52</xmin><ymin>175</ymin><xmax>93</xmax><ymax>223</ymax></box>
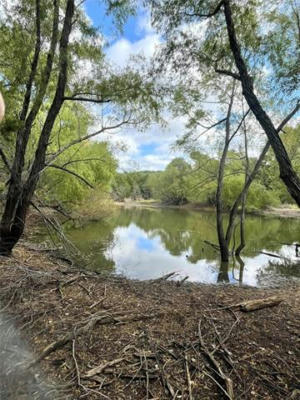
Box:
<box><xmin>151</xmin><ymin>0</ymin><xmax>300</xmax><ymax>205</ymax></box>
<box><xmin>155</xmin><ymin>158</ymin><xmax>191</xmax><ymax>204</ymax></box>
<box><xmin>0</xmin><ymin>0</ymin><xmax>159</xmax><ymax>255</ymax></box>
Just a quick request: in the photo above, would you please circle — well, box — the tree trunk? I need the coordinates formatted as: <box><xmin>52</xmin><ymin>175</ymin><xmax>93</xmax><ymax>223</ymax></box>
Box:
<box><xmin>0</xmin><ymin>0</ymin><xmax>74</xmax><ymax>256</ymax></box>
<box><xmin>223</xmin><ymin>0</ymin><xmax>300</xmax><ymax>207</ymax></box>
<box><xmin>217</xmin><ymin>261</ymin><xmax>230</xmax><ymax>283</ymax></box>
<box><xmin>236</xmin><ymin>103</ymin><xmax>249</xmax><ymax>256</ymax></box>
<box><xmin>216</xmin><ymin>86</ymin><xmax>235</xmax><ymax>262</ymax></box>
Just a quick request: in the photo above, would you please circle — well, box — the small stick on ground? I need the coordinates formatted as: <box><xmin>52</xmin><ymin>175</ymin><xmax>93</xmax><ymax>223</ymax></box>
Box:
<box><xmin>198</xmin><ymin>320</ymin><xmax>234</xmax><ymax>400</ymax></box>
<box><xmin>84</xmin><ymin>358</ymin><xmax>125</xmax><ymax>378</ymax></box>
<box><xmin>185</xmin><ymin>354</ymin><xmax>193</xmax><ymax>400</ymax></box>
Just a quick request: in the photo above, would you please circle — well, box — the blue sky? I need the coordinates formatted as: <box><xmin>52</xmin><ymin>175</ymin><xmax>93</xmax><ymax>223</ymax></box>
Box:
<box><xmin>83</xmin><ymin>0</ymin><xmax>187</xmax><ymax>171</ymax></box>
<box><xmin>85</xmin><ymin>0</ymin><xmax>145</xmax><ymax>43</ymax></box>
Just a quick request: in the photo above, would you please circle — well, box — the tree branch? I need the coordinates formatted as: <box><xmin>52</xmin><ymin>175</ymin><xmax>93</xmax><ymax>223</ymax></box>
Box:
<box><xmin>63</xmin><ymin>96</ymin><xmax>111</xmax><ymax>104</ymax></box>
<box><xmin>185</xmin><ymin>1</ymin><xmax>224</xmax><ymax>18</ymax></box>
<box><xmin>215</xmin><ymin>69</ymin><xmax>241</xmax><ymax>80</ymax></box>
<box><xmin>228</xmin><ymin>108</ymin><xmax>250</xmax><ymax>142</ymax></box>
<box><xmin>0</xmin><ymin>147</ymin><xmax>11</xmax><ymax>172</ymax></box>
<box><xmin>48</xmin><ymin>164</ymin><xmax>94</xmax><ymax>188</ymax></box>
<box><xmin>61</xmin><ymin>157</ymin><xmax>107</xmax><ymax>168</ymax></box>
<box><xmin>277</xmin><ymin>100</ymin><xmax>300</xmax><ymax>133</ymax></box>
<box><xmin>46</xmin><ymin>116</ymin><xmax>131</xmax><ymax>166</ymax></box>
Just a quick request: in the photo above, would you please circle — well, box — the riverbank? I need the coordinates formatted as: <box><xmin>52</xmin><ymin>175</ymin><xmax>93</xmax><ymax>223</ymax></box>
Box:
<box><xmin>117</xmin><ymin>199</ymin><xmax>300</xmax><ymax>219</ymax></box>
<box><xmin>0</xmin><ymin>243</ymin><xmax>299</xmax><ymax>399</ymax></box>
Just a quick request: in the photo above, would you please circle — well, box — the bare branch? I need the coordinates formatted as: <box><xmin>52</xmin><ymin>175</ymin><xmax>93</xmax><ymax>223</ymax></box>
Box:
<box><xmin>61</xmin><ymin>157</ymin><xmax>107</xmax><ymax>168</ymax></box>
<box><xmin>46</xmin><ymin>116</ymin><xmax>131</xmax><ymax>166</ymax></box>
<box><xmin>228</xmin><ymin>108</ymin><xmax>251</xmax><ymax>142</ymax></box>
<box><xmin>276</xmin><ymin>100</ymin><xmax>300</xmax><ymax>133</ymax></box>
<box><xmin>48</xmin><ymin>164</ymin><xmax>94</xmax><ymax>188</ymax></box>
<box><xmin>197</xmin><ymin>117</ymin><xmax>227</xmax><ymax>130</ymax></box>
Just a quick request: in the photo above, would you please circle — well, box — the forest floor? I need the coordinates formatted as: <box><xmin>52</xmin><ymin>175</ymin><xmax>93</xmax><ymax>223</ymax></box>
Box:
<box><xmin>0</xmin><ymin>238</ymin><xmax>299</xmax><ymax>400</ymax></box>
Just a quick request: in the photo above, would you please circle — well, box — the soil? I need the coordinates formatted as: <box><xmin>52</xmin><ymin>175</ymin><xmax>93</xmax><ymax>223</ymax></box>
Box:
<box><xmin>0</xmin><ymin>241</ymin><xmax>299</xmax><ymax>400</ymax></box>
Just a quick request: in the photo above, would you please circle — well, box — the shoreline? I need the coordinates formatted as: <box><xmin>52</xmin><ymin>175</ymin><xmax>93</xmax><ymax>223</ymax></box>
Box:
<box><xmin>116</xmin><ymin>200</ymin><xmax>300</xmax><ymax>219</ymax></box>
<box><xmin>0</xmin><ymin>242</ymin><xmax>299</xmax><ymax>399</ymax></box>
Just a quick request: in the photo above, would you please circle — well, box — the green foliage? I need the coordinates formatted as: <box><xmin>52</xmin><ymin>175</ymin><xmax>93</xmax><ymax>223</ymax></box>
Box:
<box><xmin>222</xmin><ymin>176</ymin><xmax>279</xmax><ymax>210</ymax></box>
<box><xmin>154</xmin><ymin>158</ymin><xmax>191</xmax><ymax>204</ymax></box>
<box><xmin>36</xmin><ymin>104</ymin><xmax>117</xmax><ymax>206</ymax></box>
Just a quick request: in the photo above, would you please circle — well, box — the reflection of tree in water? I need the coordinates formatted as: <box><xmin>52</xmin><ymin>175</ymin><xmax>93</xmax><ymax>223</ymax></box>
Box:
<box><xmin>66</xmin><ymin>207</ymin><xmax>300</xmax><ymax>283</ymax></box>
<box><xmin>66</xmin><ymin>217</ymin><xmax>118</xmax><ymax>273</ymax></box>
<box><xmin>257</xmin><ymin>259</ymin><xmax>300</xmax><ymax>286</ymax></box>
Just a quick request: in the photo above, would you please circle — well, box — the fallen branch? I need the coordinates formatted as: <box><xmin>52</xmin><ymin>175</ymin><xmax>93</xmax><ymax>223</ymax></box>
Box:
<box><xmin>198</xmin><ymin>320</ymin><xmax>234</xmax><ymax>400</ymax></box>
<box><xmin>177</xmin><ymin>276</ymin><xmax>189</xmax><ymax>286</ymax></box>
<box><xmin>238</xmin><ymin>296</ymin><xmax>283</xmax><ymax>312</ymax></box>
<box><xmin>152</xmin><ymin>271</ymin><xmax>178</xmax><ymax>282</ymax></box>
<box><xmin>28</xmin><ymin>311</ymin><xmax>163</xmax><ymax>367</ymax></box>
<box><xmin>185</xmin><ymin>354</ymin><xmax>194</xmax><ymax>400</ymax></box>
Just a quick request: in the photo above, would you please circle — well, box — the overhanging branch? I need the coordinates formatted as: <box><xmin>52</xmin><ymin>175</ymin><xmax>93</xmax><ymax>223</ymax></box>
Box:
<box><xmin>46</xmin><ymin>116</ymin><xmax>132</xmax><ymax>167</ymax></box>
<box><xmin>63</xmin><ymin>96</ymin><xmax>111</xmax><ymax>104</ymax></box>
<box><xmin>48</xmin><ymin>164</ymin><xmax>94</xmax><ymax>188</ymax></box>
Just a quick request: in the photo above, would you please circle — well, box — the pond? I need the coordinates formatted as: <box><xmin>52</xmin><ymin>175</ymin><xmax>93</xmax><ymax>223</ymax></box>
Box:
<box><xmin>63</xmin><ymin>206</ymin><xmax>300</xmax><ymax>287</ymax></box>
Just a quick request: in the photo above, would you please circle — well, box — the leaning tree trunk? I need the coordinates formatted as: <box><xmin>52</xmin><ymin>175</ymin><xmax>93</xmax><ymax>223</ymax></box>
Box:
<box><xmin>0</xmin><ymin>0</ymin><xmax>74</xmax><ymax>256</ymax></box>
<box><xmin>216</xmin><ymin>84</ymin><xmax>235</xmax><ymax>263</ymax></box>
<box><xmin>236</xmin><ymin>102</ymin><xmax>249</xmax><ymax>257</ymax></box>
<box><xmin>223</xmin><ymin>0</ymin><xmax>300</xmax><ymax>207</ymax></box>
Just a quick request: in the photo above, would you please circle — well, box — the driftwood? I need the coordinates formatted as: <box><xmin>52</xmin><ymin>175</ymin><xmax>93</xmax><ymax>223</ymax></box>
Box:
<box><xmin>177</xmin><ymin>276</ymin><xmax>189</xmax><ymax>286</ymax></box>
<box><xmin>238</xmin><ymin>296</ymin><xmax>283</xmax><ymax>312</ymax></box>
<box><xmin>153</xmin><ymin>271</ymin><xmax>178</xmax><ymax>282</ymax></box>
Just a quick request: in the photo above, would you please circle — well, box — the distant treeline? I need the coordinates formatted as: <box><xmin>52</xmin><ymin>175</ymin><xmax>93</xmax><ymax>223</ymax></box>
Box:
<box><xmin>112</xmin><ymin>125</ymin><xmax>300</xmax><ymax>210</ymax></box>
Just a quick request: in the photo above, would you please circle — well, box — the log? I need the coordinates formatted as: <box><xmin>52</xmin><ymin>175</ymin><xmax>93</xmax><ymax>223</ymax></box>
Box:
<box><xmin>239</xmin><ymin>296</ymin><xmax>283</xmax><ymax>312</ymax></box>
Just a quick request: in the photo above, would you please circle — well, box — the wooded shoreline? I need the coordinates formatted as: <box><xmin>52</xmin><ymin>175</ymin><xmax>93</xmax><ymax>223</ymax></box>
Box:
<box><xmin>116</xmin><ymin>199</ymin><xmax>300</xmax><ymax>219</ymax></box>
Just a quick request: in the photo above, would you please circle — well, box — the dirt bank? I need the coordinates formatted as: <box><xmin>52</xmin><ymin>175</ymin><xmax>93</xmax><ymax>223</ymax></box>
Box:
<box><xmin>0</xmin><ymin>243</ymin><xmax>299</xmax><ymax>400</ymax></box>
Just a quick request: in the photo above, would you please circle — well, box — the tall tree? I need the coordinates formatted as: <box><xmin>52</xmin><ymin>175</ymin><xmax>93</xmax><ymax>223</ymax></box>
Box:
<box><xmin>0</xmin><ymin>0</ymin><xmax>159</xmax><ymax>255</ymax></box>
<box><xmin>151</xmin><ymin>0</ymin><xmax>300</xmax><ymax>204</ymax></box>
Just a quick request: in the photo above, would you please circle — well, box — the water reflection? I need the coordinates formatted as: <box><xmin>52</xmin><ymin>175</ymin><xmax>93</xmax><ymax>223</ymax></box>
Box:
<box><xmin>66</xmin><ymin>207</ymin><xmax>300</xmax><ymax>287</ymax></box>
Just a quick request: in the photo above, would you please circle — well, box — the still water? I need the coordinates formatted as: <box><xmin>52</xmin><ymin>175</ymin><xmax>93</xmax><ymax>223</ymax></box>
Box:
<box><xmin>65</xmin><ymin>207</ymin><xmax>300</xmax><ymax>287</ymax></box>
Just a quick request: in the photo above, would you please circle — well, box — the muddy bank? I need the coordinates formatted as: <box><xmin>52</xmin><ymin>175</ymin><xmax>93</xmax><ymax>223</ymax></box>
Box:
<box><xmin>0</xmin><ymin>244</ymin><xmax>299</xmax><ymax>399</ymax></box>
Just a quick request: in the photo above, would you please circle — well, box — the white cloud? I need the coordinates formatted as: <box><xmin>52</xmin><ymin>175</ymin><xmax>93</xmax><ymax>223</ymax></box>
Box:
<box><xmin>106</xmin><ymin>34</ymin><xmax>160</xmax><ymax>68</ymax></box>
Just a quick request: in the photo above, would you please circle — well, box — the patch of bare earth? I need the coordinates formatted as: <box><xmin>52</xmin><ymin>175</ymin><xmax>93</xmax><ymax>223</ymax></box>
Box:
<box><xmin>0</xmin><ymin>244</ymin><xmax>299</xmax><ymax>400</ymax></box>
